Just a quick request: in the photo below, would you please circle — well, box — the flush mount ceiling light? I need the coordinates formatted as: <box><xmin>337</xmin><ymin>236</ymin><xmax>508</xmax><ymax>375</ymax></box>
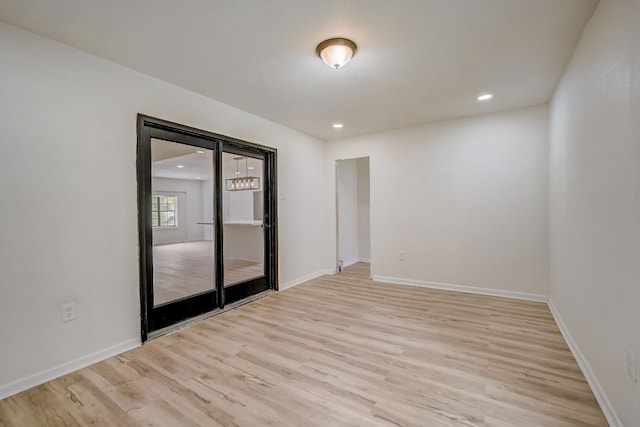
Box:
<box><xmin>226</xmin><ymin>157</ymin><xmax>260</xmax><ymax>191</ymax></box>
<box><xmin>316</xmin><ymin>38</ymin><xmax>357</xmax><ymax>69</ymax></box>
<box><xmin>477</xmin><ymin>93</ymin><xmax>494</xmax><ymax>101</ymax></box>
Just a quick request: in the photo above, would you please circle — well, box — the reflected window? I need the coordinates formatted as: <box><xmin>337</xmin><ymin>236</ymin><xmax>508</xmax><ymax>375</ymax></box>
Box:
<box><xmin>152</xmin><ymin>194</ymin><xmax>178</xmax><ymax>227</ymax></box>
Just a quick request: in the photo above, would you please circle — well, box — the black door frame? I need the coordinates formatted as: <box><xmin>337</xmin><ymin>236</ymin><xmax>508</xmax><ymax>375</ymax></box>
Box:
<box><xmin>136</xmin><ymin>114</ymin><xmax>278</xmax><ymax>342</ymax></box>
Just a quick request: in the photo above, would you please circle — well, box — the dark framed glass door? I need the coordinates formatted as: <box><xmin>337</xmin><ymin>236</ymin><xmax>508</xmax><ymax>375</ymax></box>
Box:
<box><xmin>137</xmin><ymin>115</ymin><xmax>277</xmax><ymax>341</ymax></box>
<box><xmin>221</xmin><ymin>145</ymin><xmax>275</xmax><ymax>306</ymax></box>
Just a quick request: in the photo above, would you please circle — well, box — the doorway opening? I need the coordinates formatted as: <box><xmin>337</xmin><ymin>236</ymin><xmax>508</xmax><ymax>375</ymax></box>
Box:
<box><xmin>137</xmin><ymin>115</ymin><xmax>277</xmax><ymax>341</ymax></box>
<box><xmin>336</xmin><ymin>157</ymin><xmax>371</xmax><ymax>280</ymax></box>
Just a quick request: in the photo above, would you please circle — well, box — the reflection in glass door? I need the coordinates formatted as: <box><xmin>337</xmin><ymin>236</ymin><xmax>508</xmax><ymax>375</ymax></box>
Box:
<box><xmin>222</xmin><ymin>152</ymin><xmax>267</xmax><ymax>304</ymax></box>
<box><xmin>141</xmin><ymin>137</ymin><xmax>217</xmax><ymax>332</ymax></box>
<box><xmin>151</xmin><ymin>139</ymin><xmax>215</xmax><ymax>307</ymax></box>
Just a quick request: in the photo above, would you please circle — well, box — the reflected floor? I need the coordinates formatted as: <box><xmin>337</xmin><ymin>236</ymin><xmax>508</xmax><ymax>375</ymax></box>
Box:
<box><xmin>340</xmin><ymin>261</ymin><xmax>370</xmax><ymax>279</ymax></box>
<box><xmin>153</xmin><ymin>241</ymin><xmax>263</xmax><ymax>306</ymax></box>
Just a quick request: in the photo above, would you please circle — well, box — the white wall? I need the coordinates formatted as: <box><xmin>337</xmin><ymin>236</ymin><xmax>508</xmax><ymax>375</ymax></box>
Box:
<box><xmin>337</xmin><ymin>159</ymin><xmax>359</xmax><ymax>266</ymax></box>
<box><xmin>151</xmin><ymin>178</ymin><xmax>204</xmax><ymax>245</ymax></box>
<box><xmin>327</xmin><ymin>105</ymin><xmax>550</xmax><ymax>299</ymax></box>
<box><xmin>549</xmin><ymin>0</ymin><xmax>640</xmax><ymax>425</ymax></box>
<box><xmin>0</xmin><ymin>21</ymin><xmax>329</xmax><ymax>398</ymax></box>
<box><xmin>357</xmin><ymin>157</ymin><xmax>371</xmax><ymax>261</ymax></box>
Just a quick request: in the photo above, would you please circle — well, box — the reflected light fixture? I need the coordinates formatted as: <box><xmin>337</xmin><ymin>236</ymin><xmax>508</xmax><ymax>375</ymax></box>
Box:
<box><xmin>316</xmin><ymin>38</ymin><xmax>357</xmax><ymax>69</ymax></box>
<box><xmin>477</xmin><ymin>93</ymin><xmax>494</xmax><ymax>101</ymax></box>
<box><xmin>226</xmin><ymin>157</ymin><xmax>260</xmax><ymax>191</ymax></box>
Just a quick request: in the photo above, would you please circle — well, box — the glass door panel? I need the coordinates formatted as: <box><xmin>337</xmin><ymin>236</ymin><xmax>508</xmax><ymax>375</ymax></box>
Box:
<box><xmin>148</xmin><ymin>138</ymin><xmax>216</xmax><ymax>328</ymax></box>
<box><xmin>222</xmin><ymin>152</ymin><xmax>268</xmax><ymax>304</ymax></box>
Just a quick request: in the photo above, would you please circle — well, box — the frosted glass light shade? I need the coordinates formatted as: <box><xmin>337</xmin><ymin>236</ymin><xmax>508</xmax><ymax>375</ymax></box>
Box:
<box><xmin>316</xmin><ymin>38</ymin><xmax>357</xmax><ymax>69</ymax></box>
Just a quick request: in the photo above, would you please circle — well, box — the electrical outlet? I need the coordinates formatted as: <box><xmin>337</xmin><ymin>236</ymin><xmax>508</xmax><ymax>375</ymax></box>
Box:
<box><xmin>627</xmin><ymin>348</ymin><xmax>637</xmax><ymax>383</ymax></box>
<box><xmin>61</xmin><ymin>302</ymin><xmax>76</xmax><ymax>322</ymax></box>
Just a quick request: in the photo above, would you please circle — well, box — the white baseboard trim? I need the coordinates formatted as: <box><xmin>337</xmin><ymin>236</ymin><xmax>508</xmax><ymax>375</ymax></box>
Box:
<box><xmin>372</xmin><ymin>275</ymin><xmax>548</xmax><ymax>303</ymax></box>
<box><xmin>547</xmin><ymin>299</ymin><xmax>622</xmax><ymax>427</ymax></box>
<box><xmin>279</xmin><ymin>269</ymin><xmax>333</xmax><ymax>291</ymax></box>
<box><xmin>0</xmin><ymin>338</ymin><xmax>140</xmax><ymax>400</ymax></box>
<box><xmin>357</xmin><ymin>257</ymin><xmax>371</xmax><ymax>263</ymax></box>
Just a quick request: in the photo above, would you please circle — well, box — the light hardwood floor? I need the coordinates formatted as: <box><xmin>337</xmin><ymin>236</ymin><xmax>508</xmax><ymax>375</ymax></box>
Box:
<box><xmin>340</xmin><ymin>260</ymin><xmax>371</xmax><ymax>279</ymax></box>
<box><xmin>153</xmin><ymin>241</ymin><xmax>264</xmax><ymax>305</ymax></box>
<box><xmin>0</xmin><ymin>263</ymin><xmax>607</xmax><ymax>426</ymax></box>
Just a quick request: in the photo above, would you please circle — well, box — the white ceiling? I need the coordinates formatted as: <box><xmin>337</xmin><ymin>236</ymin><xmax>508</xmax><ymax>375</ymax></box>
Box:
<box><xmin>151</xmin><ymin>139</ymin><xmax>262</xmax><ymax>181</ymax></box>
<box><xmin>151</xmin><ymin>139</ymin><xmax>212</xmax><ymax>180</ymax></box>
<box><xmin>0</xmin><ymin>0</ymin><xmax>598</xmax><ymax>140</ymax></box>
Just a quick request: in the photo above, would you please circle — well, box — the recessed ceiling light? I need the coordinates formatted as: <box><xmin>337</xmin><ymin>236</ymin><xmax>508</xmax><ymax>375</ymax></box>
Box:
<box><xmin>477</xmin><ymin>93</ymin><xmax>493</xmax><ymax>101</ymax></box>
<box><xmin>333</xmin><ymin>123</ymin><xmax>344</xmax><ymax>129</ymax></box>
<box><xmin>196</xmin><ymin>150</ymin><xmax>205</xmax><ymax>154</ymax></box>
<box><xmin>177</xmin><ymin>165</ymin><xmax>184</xmax><ymax>168</ymax></box>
